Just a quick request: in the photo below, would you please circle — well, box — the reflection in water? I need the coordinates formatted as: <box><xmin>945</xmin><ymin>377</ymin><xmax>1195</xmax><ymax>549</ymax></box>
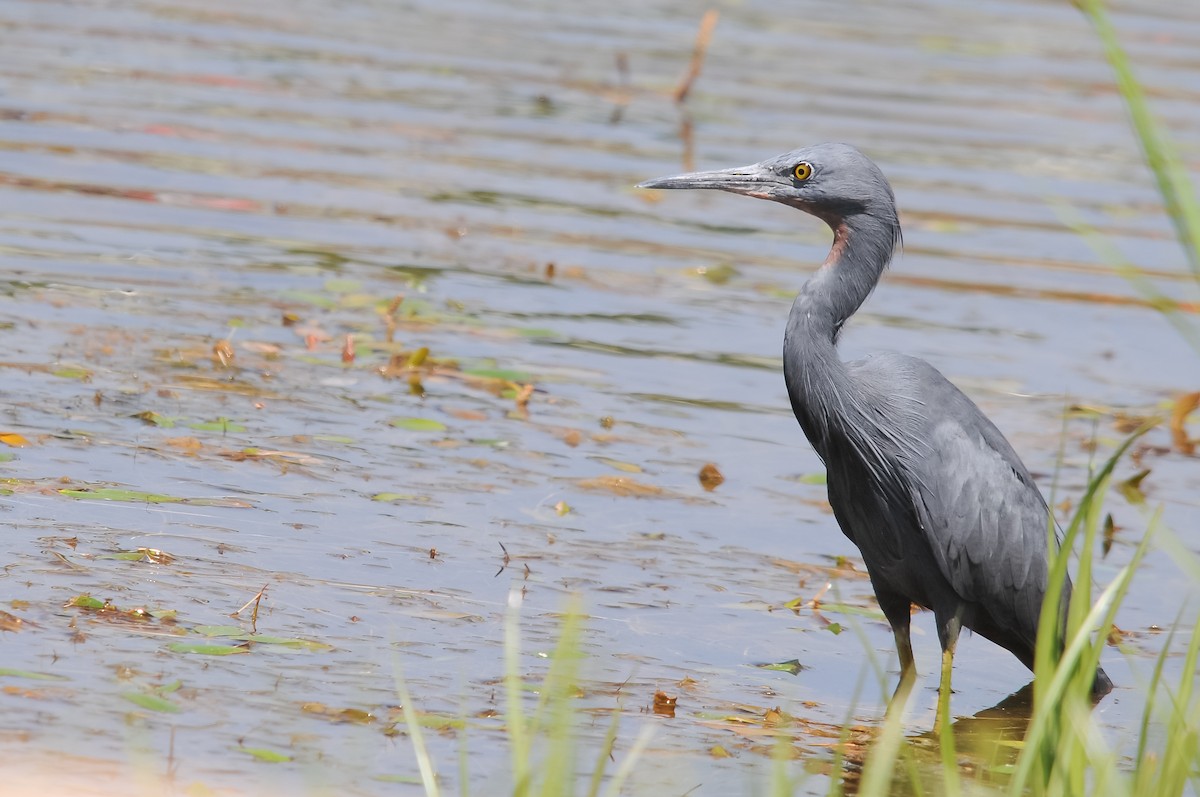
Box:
<box><xmin>838</xmin><ymin>684</ymin><xmax>1035</xmax><ymax>796</ymax></box>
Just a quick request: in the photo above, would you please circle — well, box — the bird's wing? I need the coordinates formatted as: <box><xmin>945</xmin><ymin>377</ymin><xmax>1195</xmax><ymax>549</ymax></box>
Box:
<box><xmin>909</xmin><ymin>412</ymin><xmax>1052</xmax><ymax>642</ymax></box>
<box><xmin>849</xmin><ymin>352</ymin><xmax>1054</xmax><ymax>643</ymax></box>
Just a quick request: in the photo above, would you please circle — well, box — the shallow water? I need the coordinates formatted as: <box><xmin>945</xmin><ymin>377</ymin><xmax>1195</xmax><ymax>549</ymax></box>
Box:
<box><xmin>1</xmin><ymin>0</ymin><xmax>1198</xmax><ymax>793</ymax></box>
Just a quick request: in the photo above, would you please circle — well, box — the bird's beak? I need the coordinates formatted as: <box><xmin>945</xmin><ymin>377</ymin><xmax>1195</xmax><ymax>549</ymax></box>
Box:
<box><xmin>637</xmin><ymin>164</ymin><xmax>777</xmax><ymax>199</ymax></box>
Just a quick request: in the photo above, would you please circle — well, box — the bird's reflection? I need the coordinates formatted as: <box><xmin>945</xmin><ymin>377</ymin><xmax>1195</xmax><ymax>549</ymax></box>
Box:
<box><xmin>838</xmin><ymin>682</ymin><xmax>1037</xmax><ymax>797</ymax></box>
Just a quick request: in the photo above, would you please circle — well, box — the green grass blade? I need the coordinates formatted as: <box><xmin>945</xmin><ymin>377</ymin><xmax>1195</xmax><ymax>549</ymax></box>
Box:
<box><xmin>536</xmin><ymin>598</ymin><xmax>585</xmax><ymax>797</ymax></box>
<box><xmin>393</xmin><ymin>662</ymin><xmax>441</xmax><ymax>797</ymax></box>
<box><xmin>1077</xmin><ymin>0</ymin><xmax>1200</xmax><ymax>275</ymax></box>
<box><xmin>601</xmin><ymin>724</ymin><xmax>654</xmax><ymax>797</ymax></box>
<box><xmin>585</xmin><ymin>703</ymin><xmax>622</xmax><ymax>797</ymax></box>
<box><xmin>505</xmin><ymin>590</ymin><xmax>532</xmax><ymax>797</ymax></box>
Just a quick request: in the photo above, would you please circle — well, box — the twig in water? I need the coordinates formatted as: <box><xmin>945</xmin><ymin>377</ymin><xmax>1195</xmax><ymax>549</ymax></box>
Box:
<box><xmin>672</xmin><ymin>10</ymin><xmax>719</xmax><ymax>104</ymax></box>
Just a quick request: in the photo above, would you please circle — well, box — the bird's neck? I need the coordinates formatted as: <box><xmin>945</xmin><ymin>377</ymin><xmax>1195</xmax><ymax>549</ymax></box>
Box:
<box><xmin>782</xmin><ymin>211</ymin><xmax>898</xmax><ymax>456</ymax></box>
<box><xmin>793</xmin><ymin>212</ymin><xmax>895</xmax><ymax>341</ymax></box>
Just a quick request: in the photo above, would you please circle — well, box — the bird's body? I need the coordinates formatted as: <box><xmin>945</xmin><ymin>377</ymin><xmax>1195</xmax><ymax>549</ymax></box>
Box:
<box><xmin>638</xmin><ymin>143</ymin><xmax>1110</xmax><ymax>715</ymax></box>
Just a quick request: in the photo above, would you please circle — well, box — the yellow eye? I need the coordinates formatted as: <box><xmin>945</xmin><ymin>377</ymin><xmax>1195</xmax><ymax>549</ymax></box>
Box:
<box><xmin>793</xmin><ymin>162</ymin><xmax>813</xmax><ymax>181</ymax></box>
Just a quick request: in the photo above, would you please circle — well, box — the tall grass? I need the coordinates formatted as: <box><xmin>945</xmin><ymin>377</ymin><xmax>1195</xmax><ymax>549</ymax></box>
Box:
<box><xmin>1068</xmin><ymin>0</ymin><xmax>1200</xmax><ymax>352</ymax></box>
<box><xmin>397</xmin><ymin>592</ymin><xmax>646</xmax><ymax>796</ymax></box>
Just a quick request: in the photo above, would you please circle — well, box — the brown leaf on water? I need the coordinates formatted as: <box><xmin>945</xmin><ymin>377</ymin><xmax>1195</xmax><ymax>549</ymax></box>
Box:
<box><xmin>653</xmin><ymin>690</ymin><xmax>677</xmax><ymax>717</ymax></box>
<box><xmin>1170</xmin><ymin>391</ymin><xmax>1199</xmax><ymax>455</ymax></box>
<box><xmin>212</xmin><ymin>339</ymin><xmax>234</xmax><ymax>368</ymax></box>
<box><xmin>164</xmin><ymin>437</ymin><xmax>203</xmax><ymax>455</ymax></box>
<box><xmin>576</xmin><ymin>475</ymin><xmax>663</xmax><ymax>497</ymax></box>
<box><xmin>134</xmin><ymin>548</ymin><xmax>175</xmax><ymax>565</ymax></box>
<box><xmin>764</xmin><ymin>707</ymin><xmax>786</xmax><ymax>727</ymax></box>
<box><xmin>3</xmin><ymin>685</ymin><xmax>72</xmax><ymax>700</ymax></box>
<box><xmin>0</xmin><ymin>432</ymin><xmax>31</xmax><ymax>447</ymax></box>
<box><xmin>165</xmin><ymin>375</ymin><xmax>278</xmax><ymax>398</ymax></box>
<box><xmin>301</xmin><ymin>702</ymin><xmax>377</xmax><ymax>724</ymax></box>
<box><xmin>0</xmin><ymin>610</ymin><xmax>24</xmax><ymax>632</ymax></box>
<box><xmin>447</xmin><ymin>408</ymin><xmax>488</xmax><ymax>421</ymax></box>
<box><xmin>698</xmin><ymin>462</ymin><xmax>724</xmax><ymax>491</ymax></box>
<box><xmin>1112</xmin><ymin>412</ymin><xmax>1155</xmax><ymax>434</ymax></box>
<box><xmin>559</xmin><ymin>429</ymin><xmax>582</xmax><ymax>447</ymax></box>
<box><xmin>514</xmin><ymin>383</ymin><xmax>535</xmax><ymax>409</ymax></box>
<box><xmin>341</xmin><ymin>334</ymin><xmax>355</xmax><ymax>363</ymax></box>
<box><xmin>382</xmin><ymin>294</ymin><xmax>406</xmax><ymax>343</ymax></box>
<box><xmin>1102</xmin><ymin>513</ymin><xmax>1118</xmax><ymax>556</ymax></box>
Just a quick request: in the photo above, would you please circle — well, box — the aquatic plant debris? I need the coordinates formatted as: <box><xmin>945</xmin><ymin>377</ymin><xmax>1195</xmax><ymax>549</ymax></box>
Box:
<box><xmin>753</xmin><ymin>659</ymin><xmax>805</xmax><ymax>676</ymax></box>
<box><xmin>58</xmin><ymin>487</ymin><xmax>253</xmax><ymax>507</ymax></box>
<box><xmin>166</xmin><ymin>642</ymin><xmax>250</xmax><ymax>656</ymax></box>
<box><xmin>390</xmin><ymin>417</ymin><xmax>448</xmax><ymax>432</ymax></box>
<box><xmin>698</xmin><ymin>462</ymin><xmax>724</xmax><ymax>491</ymax></box>
<box><xmin>122</xmin><ymin>692</ymin><xmax>182</xmax><ymax>713</ymax></box>
<box><xmin>236</xmin><ymin>747</ymin><xmax>293</xmax><ymax>763</ymax></box>
<box><xmin>575</xmin><ymin>475</ymin><xmax>665</xmax><ymax>497</ymax></box>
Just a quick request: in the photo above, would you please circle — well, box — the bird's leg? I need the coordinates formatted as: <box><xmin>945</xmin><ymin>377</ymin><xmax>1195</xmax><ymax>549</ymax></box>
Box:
<box><xmin>887</xmin><ymin>622</ymin><xmax>917</xmax><ymax>717</ymax></box>
<box><xmin>934</xmin><ymin>643</ymin><xmax>955</xmax><ymax>734</ymax></box>
<box><xmin>893</xmin><ymin>622</ymin><xmax>916</xmax><ymax>690</ymax></box>
<box><xmin>876</xmin><ymin>591</ymin><xmax>916</xmax><ymax>716</ymax></box>
<box><xmin>933</xmin><ymin>610</ymin><xmax>963</xmax><ymax>735</ymax></box>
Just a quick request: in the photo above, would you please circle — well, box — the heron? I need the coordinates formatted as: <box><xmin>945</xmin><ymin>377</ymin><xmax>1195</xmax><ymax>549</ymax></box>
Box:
<box><xmin>637</xmin><ymin>143</ymin><xmax>1111</xmax><ymax>724</ymax></box>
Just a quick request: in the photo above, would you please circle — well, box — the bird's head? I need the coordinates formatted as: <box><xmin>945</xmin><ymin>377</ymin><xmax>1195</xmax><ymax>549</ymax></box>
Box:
<box><xmin>637</xmin><ymin>142</ymin><xmax>897</xmax><ymax>230</ymax></box>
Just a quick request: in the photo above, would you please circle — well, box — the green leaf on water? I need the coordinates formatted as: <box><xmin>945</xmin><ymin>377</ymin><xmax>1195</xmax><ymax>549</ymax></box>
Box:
<box><xmin>696</xmin><ymin>263</ymin><xmax>739</xmax><ymax>285</ymax></box>
<box><xmin>158</xmin><ymin>679</ymin><xmax>184</xmax><ymax>694</ymax></box>
<box><xmin>463</xmin><ymin>367</ymin><xmax>533</xmax><ymax>382</ymax></box>
<box><xmin>133</xmin><ymin>411</ymin><xmax>177</xmax><ymax>428</ymax></box>
<box><xmin>1117</xmin><ymin>468</ymin><xmax>1150</xmax><ymax>505</ymax></box>
<box><xmin>469</xmin><ymin>438</ymin><xmax>508</xmax><ymax>448</ymax></box>
<box><xmin>753</xmin><ymin>659</ymin><xmax>805</xmax><ymax>675</ymax></box>
<box><xmin>192</xmin><ymin>625</ymin><xmax>245</xmax><ymax>637</ymax></box>
<box><xmin>244</xmin><ymin>635</ymin><xmax>333</xmax><ymax>651</ymax></box>
<box><xmin>323</xmin><ymin>278</ymin><xmax>363</xmax><ymax>294</ymax></box>
<box><xmin>60</xmin><ymin>488</ymin><xmax>178</xmax><ymax>503</ymax></box>
<box><xmin>123</xmin><ymin>692</ymin><xmax>181</xmax><ymax>713</ymax></box>
<box><xmin>166</xmin><ymin>642</ymin><xmax>248</xmax><ymax>656</ymax></box>
<box><xmin>188</xmin><ymin>417</ymin><xmax>247</xmax><ymax>433</ymax></box>
<box><xmin>0</xmin><ymin>452</ymin><xmax>16</xmax><ymax>462</ymax></box>
<box><xmin>59</xmin><ymin>488</ymin><xmax>250</xmax><ymax>508</ymax></box>
<box><xmin>816</xmin><ymin>603</ymin><xmax>888</xmax><ymax>621</ymax></box>
<box><xmin>53</xmin><ymin>366</ymin><xmax>92</xmax><ymax>380</ymax></box>
<box><xmin>236</xmin><ymin>747</ymin><xmax>292</xmax><ymax>763</ymax></box>
<box><xmin>372</xmin><ymin>774</ymin><xmax>424</xmax><ymax>784</ymax></box>
<box><xmin>283</xmin><ymin>290</ymin><xmax>337</xmax><ymax>309</ymax></box>
<box><xmin>797</xmin><ymin>472</ymin><xmax>827</xmax><ymax>485</ymax></box>
<box><xmin>593</xmin><ymin>457</ymin><xmax>642</xmax><ymax>474</ymax></box>
<box><xmin>67</xmin><ymin>595</ymin><xmax>106</xmax><ymax>609</ymax></box>
<box><xmin>372</xmin><ymin>492</ymin><xmax>424</xmax><ymax>502</ymax></box>
<box><xmin>389</xmin><ymin>417</ymin><xmax>447</xmax><ymax>432</ymax></box>
<box><xmin>313</xmin><ymin>434</ymin><xmax>356</xmax><ymax>444</ymax></box>
<box><xmin>827</xmin><ymin>622</ymin><xmax>844</xmax><ymax>635</ymax></box>
<box><xmin>0</xmin><ymin>668</ymin><xmax>70</xmax><ymax>681</ymax></box>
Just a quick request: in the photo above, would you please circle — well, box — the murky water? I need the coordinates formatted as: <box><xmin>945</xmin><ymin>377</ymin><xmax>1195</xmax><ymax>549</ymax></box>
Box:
<box><xmin>1</xmin><ymin>0</ymin><xmax>1198</xmax><ymax>793</ymax></box>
